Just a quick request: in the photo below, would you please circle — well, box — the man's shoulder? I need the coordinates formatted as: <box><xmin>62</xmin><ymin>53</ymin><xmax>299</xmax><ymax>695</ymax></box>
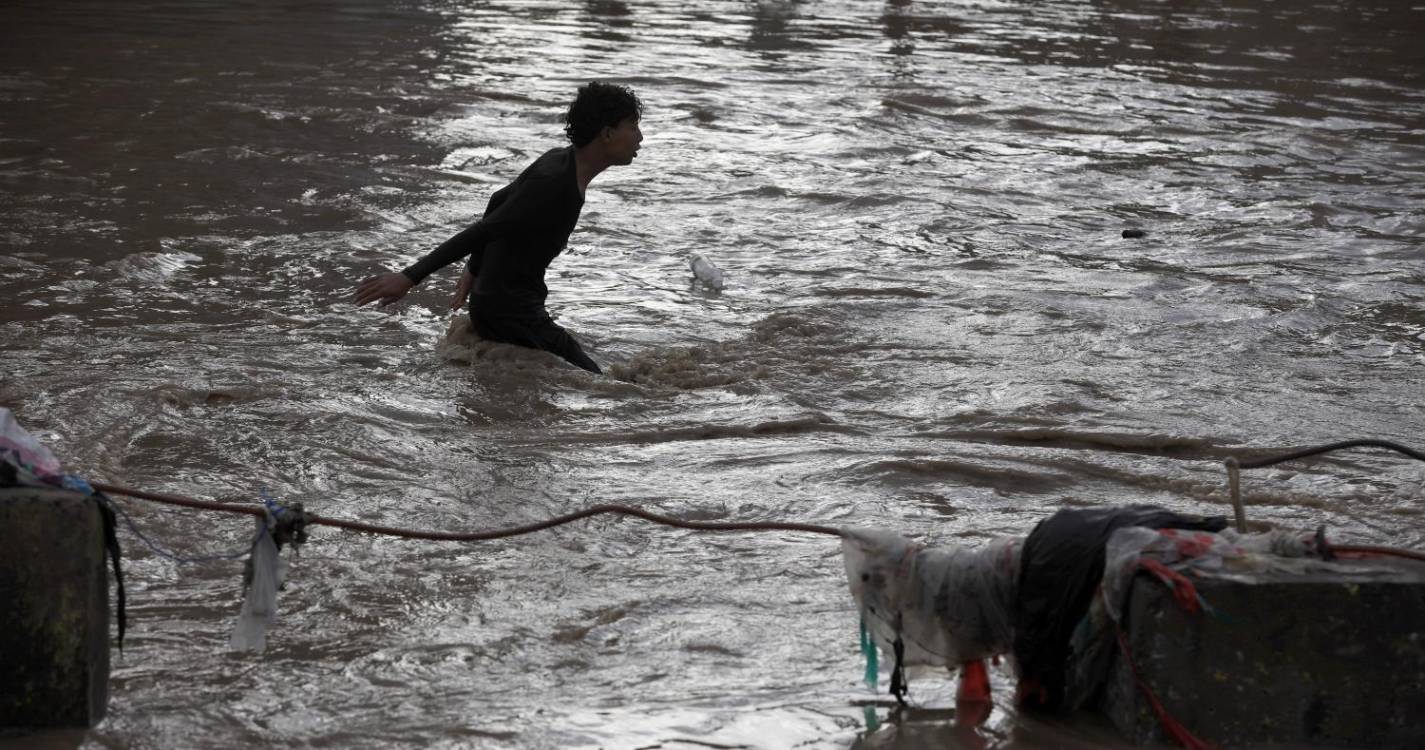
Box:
<box><xmin>520</xmin><ymin>146</ymin><xmax>574</xmax><ymax>182</ymax></box>
<box><xmin>483</xmin><ymin>146</ymin><xmax>575</xmax><ymax>219</ymax></box>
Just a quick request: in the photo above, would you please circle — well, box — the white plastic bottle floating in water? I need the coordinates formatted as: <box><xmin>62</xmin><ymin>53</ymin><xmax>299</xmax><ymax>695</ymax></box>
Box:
<box><xmin>689</xmin><ymin>253</ymin><xmax>724</xmax><ymax>291</ymax></box>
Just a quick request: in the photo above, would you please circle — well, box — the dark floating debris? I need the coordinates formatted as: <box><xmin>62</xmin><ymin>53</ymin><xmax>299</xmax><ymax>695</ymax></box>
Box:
<box><xmin>1122</xmin><ymin>228</ymin><xmax>1146</xmax><ymax>239</ymax></box>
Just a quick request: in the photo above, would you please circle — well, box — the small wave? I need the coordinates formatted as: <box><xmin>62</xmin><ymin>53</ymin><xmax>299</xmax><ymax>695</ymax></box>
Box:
<box><xmin>606</xmin><ymin>310</ymin><xmax>853</xmax><ymax>390</ymax></box>
<box><xmin>1034</xmin><ymin>457</ymin><xmax>1229</xmax><ymax>500</ymax></box>
<box><xmin>442</xmin><ymin>311</ymin><xmax>853</xmax><ymax>387</ymax></box>
<box><xmin>609</xmin><ymin>345</ymin><xmax>771</xmax><ymax>389</ymax></box>
<box><xmin>880</xmin><ymin>94</ymin><xmax>977</xmax><ymax>115</ymax></box>
<box><xmin>811</xmin><ymin>286</ymin><xmax>935</xmax><ymax>299</ymax></box>
<box><xmin>551</xmin><ymin>603</ymin><xmax>633</xmax><ymax>644</ymax></box>
<box><xmin>149</xmin><ymin>384</ymin><xmax>278</xmax><ymax>409</ymax></box>
<box><xmin>544</xmin><ymin>414</ymin><xmax>856</xmax><ymax>446</ymax></box>
<box><xmin>682</xmin><ymin>641</ymin><xmax>743</xmax><ymax>657</ymax></box>
<box><xmin>438</xmin><ymin>145</ymin><xmax>518</xmax><ymax>170</ymax></box>
<box><xmin>952</xmin><ymin>258</ymin><xmax>1011</xmax><ymax>271</ymax></box>
<box><xmin>686</xmin><ymin>107</ymin><xmax>718</xmax><ymax>124</ymax></box>
<box><xmin>747</xmin><ymin>310</ymin><xmax>841</xmax><ymax>343</ymax></box>
<box><xmin>915</xmin><ymin>427</ymin><xmax>1224</xmax><ymax>459</ymax></box>
<box><xmin>438</xmin><ymin>316</ymin><xmax>579</xmax><ymax>370</ymax></box>
<box><xmin>102</xmin><ymin>251</ymin><xmax>202</xmax><ymax>284</ymax></box>
<box><xmin>833</xmin><ymin>456</ymin><xmax>1076</xmax><ymax>494</ymax></box>
<box><xmin>846</xmin><ymin>193</ymin><xmax>912</xmax><ymax>208</ymax></box>
<box><xmin>719</xmin><ymin>185</ymin><xmax>791</xmax><ymax>200</ymax></box>
<box><xmin>173</xmin><ymin>145</ymin><xmax>271</xmax><ymax>163</ymax></box>
<box><xmin>0</xmin><ymin>255</ymin><xmax>40</xmax><ymax>270</ymax></box>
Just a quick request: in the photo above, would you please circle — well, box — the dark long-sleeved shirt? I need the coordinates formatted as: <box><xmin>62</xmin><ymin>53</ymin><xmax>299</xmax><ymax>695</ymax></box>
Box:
<box><xmin>401</xmin><ymin>146</ymin><xmax>584</xmax><ymax>314</ymax></box>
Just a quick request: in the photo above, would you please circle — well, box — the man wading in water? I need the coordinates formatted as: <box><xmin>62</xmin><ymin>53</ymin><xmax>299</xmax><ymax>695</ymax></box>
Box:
<box><xmin>353</xmin><ymin>82</ymin><xmax>644</xmax><ymax>374</ymax></box>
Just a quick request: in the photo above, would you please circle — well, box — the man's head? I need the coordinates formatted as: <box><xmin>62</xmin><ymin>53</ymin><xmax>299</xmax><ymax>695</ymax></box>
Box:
<box><xmin>565</xmin><ymin>81</ymin><xmax>643</xmax><ymax>164</ymax></box>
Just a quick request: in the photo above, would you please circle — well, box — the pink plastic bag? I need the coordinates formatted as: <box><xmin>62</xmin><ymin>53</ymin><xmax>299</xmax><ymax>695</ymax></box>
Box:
<box><xmin>0</xmin><ymin>407</ymin><xmax>62</xmax><ymax>478</ymax></box>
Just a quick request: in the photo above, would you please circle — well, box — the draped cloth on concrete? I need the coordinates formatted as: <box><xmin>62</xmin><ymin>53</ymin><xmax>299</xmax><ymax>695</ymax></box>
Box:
<box><xmin>841</xmin><ymin>527</ymin><xmax>1020</xmax><ymax>697</ymax></box>
<box><xmin>1062</xmin><ymin>524</ymin><xmax>1336</xmax><ymax>710</ymax></box>
<box><xmin>841</xmin><ymin>506</ymin><xmax>1235</xmax><ymax>708</ymax></box>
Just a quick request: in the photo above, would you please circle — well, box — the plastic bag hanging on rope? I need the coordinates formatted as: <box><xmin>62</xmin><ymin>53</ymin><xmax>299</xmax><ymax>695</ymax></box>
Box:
<box><xmin>841</xmin><ymin>528</ymin><xmax>1020</xmax><ymax>698</ymax></box>
<box><xmin>229</xmin><ymin>515</ymin><xmax>285</xmax><ymax>652</ymax></box>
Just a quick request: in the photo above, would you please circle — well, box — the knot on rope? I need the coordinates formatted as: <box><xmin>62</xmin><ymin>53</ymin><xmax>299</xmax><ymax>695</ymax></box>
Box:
<box><xmin>271</xmin><ymin>502</ymin><xmax>309</xmax><ymax>554</ymax></box>
<box><xmin>259</xmin><ymin>490</ymin><xmax>309</xmax><ymax>554</ymax></box>
<box><xmin>241</xmin><ymin>491</ymin><xmax>305</xmax><ymax>597</ymax></box>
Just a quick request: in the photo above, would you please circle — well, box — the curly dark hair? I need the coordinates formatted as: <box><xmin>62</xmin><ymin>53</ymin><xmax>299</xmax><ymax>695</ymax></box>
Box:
<box><xmin>564</xmin><ymin>81</ymin><xmax>643</xmax><ymax>147</ymax></box>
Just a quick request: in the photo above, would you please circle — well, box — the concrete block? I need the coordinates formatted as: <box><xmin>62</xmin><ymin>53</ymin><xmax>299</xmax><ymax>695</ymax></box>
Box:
<box><xmin>1102</xmin><ymin>558</ymin><xmax>1425</xmax><ymax>748</ymax></box>
<box><xmin>0</xmin><ymin>487</ymin><xmax>110</xmax><ymax>728</ymax></box>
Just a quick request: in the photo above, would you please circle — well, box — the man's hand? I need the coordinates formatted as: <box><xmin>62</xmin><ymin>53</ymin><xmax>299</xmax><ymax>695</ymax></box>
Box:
<box><xmin>354</xmin><ymin>272</ymin><xmax>415</xmax><ymax>307</ymax></box>
<box><xmin>449</xmin><ymin>269</ymin><xmax>474</xmax><ymax>311</ymax></box>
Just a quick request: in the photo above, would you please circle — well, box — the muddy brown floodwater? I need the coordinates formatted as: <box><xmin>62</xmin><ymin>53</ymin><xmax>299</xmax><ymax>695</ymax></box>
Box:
<box><xmin>2</xmin><ymin>1</ymin><xmax>1423</xmax><ymax>748</ymax></box>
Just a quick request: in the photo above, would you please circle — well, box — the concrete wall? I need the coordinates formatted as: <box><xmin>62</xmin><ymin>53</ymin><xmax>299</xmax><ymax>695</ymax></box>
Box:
<box><xmin>0</xmin><ymin>487</ymin><xmax>110</xmax><ymax>728</ymax></box>
<box><xmin>1103</xmin><ymin>558</ymin><xmax>1425</xmax><ymax>748</ymax></box>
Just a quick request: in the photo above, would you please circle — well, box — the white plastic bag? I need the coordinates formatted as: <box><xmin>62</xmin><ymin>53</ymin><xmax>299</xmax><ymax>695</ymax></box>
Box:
<box><xmin>689</xmin><ymin>253</ymin><xmax>724</xmax><ymax>291</ymax></box>
<box><xmin>229</xmin><ymin>517</ymin><xmax>286</xmax><ymax>652</ymax></box>
<box><xmin>842</xmin><ymin>527</ymin><xmax>1021</xmax><ymax>671</ymax></box>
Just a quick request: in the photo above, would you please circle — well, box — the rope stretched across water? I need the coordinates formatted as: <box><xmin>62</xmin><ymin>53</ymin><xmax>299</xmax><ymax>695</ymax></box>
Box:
<box><xmin>90</xmin><ymin>479</ymin><xmax>1425</xmax><ymax>562</ymax></box>
<box><xmin>1235</xmin><ymin>439</ymin><xmax>1425</xmax><ymax>469</ymax></box>
<box><xmin>89</xmin><ymin>482</ymin><xmax>843</xmax><ymax>541</ymax></box>
<box><xmin>88</xmin><ymin>438</ymin><xmax>1425</xmax><ymax>556</ymax></box>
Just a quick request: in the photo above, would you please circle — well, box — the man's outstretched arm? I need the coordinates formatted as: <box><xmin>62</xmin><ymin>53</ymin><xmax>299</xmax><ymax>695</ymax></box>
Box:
<box><xmin>353</xmin><ymin>220</ymin><xmax>491</xmax><ymax>308</ymax></box>
<box><xmin>400</xmin><ymin>221</ymin><xmax>492</xmax><ymax>286</ymax></box>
